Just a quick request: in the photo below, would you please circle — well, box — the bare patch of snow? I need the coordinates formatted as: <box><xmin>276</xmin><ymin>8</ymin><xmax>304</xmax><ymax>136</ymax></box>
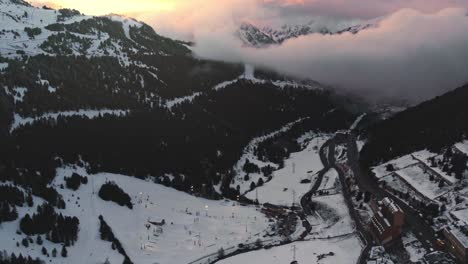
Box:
<box><xmin>350</xmin><ymin>113</ymin><xmax>366</xmax><ymax>130</ymax></box>
<box><xmin>0</xmin><ymin>62</ymin><xmax>8</xmax><ymax>71</ymax></box>
<box><xmin>165</xmin><ymin>92</ymin><xmax>202</xmax><ymax>109</ymax></box>
<box><xmin>11</xmin><ymin>109</ymin><xmax>129</xmax><ymax>132</ymax></box>
<box><xmin>12</xmin><ymin>87</ymin><xmax>27</xmax><ymax>103</ymax></box>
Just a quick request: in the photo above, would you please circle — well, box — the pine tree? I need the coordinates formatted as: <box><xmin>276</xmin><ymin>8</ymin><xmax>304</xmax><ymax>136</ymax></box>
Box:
<box><xmin>22</xmin><ymin>238</ymin><xmax>29</xmax><ymax>247</ymax></box>
<box><xmin>52</xmin><ymin>248</ymin><xmax>57</xmax><ymax>258</ymax></box>
<box><xmin>41</xmin><ymin>246</ymin><xmax>47</xmax><ymax>255</ymax></box>
<box><xmin>438</xmin><ymin>180</ymin><xmax>445</xmax><ymax>188</ymax></box>
<box><xmin>257</xmin><ymin>178</ymin><xmax>264</xmax><ymax>187</ymax></box>
<box><xmin>36</xmin><ymin>235</ymin><xmax>43</xmax><ymax>245</ymax></box>
<box><xmin>20</xmin><ymin>214</ymin><xmax>32</xmax><ymax>235</ymax></box>
<box><xmin>27</xmin><ymin>193</ymin><xmax>34</xmax><ymax>207</ymax></box>
<box><xmin>61</xmin><ymin>245</ymin><xmax>67</xmax><ymax>257</ymax></box>
<box><xmin>217</xmin><ymin>247</ymin><xmax>225</xmax><ymax>258</ymax></box>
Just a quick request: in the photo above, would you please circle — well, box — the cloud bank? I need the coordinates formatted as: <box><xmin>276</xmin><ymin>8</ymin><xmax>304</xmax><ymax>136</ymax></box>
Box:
<box><xmin>34</xmin><ymin>0</ymin><xmax>468</xmax><ymax>102</ymax></box>
<box><xmin>188</xmin><ymin>7</ymin><xmax>468</xmax><ymax>103</ymax></box>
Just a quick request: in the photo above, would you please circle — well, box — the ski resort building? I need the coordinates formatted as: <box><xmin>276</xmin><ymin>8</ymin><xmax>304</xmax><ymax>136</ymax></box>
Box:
<box><xmin>443</xmin><ymin>223</ymin><xmax>468</xmax><ymax>264</ymax></box>
<box><xmin>369</xmin><ymin>197</ymin><xmax>405</xmax><ymax>245</ymax></box>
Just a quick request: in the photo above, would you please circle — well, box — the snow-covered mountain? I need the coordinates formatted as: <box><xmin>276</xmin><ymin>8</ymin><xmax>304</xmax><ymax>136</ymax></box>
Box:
<box><xmin>237</xmin><ymin>18</ymin><xmax>380</xmax><ymax>47</ymax></box>
<box><xmin>0</xmin><ymin>0</ymin><xmax>189</xmax><ymax>59</ymax></box>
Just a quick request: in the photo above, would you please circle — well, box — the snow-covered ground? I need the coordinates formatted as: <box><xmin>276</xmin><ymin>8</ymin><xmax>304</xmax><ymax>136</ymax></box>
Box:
<box><xmin>242</xmin><ymin>135</ymin><xmax>329</xmax><ymax>205</ymax></box>
<box><xmin>230</xmin><ymin>118</ymin><xmax>310</xmax><ymax>194</ymax></box>
<box><xmin>0</xmin><ymin>0</ymin><xmax>148</xmax><ymax>59</ymax></box>
<box><xmin>0</xmin><ymin>62</ymin><xmax>8</xmax><ymax>71</ymax></box>
<box><xmin>0</xmin><ymin>165</ymin><xmax>273</xmax><ymax>264</ymax></box>
<box><xmin>0</xmin><ymin>184</ymin><xmax>93</xmax><ymax>264</ymax></box>
<box><xmin>318</xmin><ymin>168</ymin><xmax>339</xmax><ymax>191</ymax></box>
<box><xmin>11</xmin><ymin>87</ymin><xmax>27</xmax><ymax>103</ymax></box>
<box><xmin>165</xmin><ymin>92</ymin><xmax>202</xmax><ymax>109</ymax></box>
<box><xmin>11</xmin><ymin>109</ymin><xmax>129</xmax><ymax>132</ymax></box>
<box><xmin>309</xmin><ymin>193</ymin><xmax>355</xmax><ymax>238</ymax></box>
<box><xmin>357</xmin><ymin>140</ymin><xmax>366</xmax><ymax>152</ymax></box>
<box><xmin>218</xmin><ymin>235</ymin><xmax>361</xmax><ymax>264</ymax></box>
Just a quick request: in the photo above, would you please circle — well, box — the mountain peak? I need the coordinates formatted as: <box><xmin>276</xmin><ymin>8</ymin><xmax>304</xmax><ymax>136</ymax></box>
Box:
<box><xmin>0</xmin><ymin>0</ymin><xmax>31</xmax><ymax>6</ymax></box>
<box><xmin>238</xmin><ymin>19</ymin><xmax>380</xmax><ymax>47</ymax></box>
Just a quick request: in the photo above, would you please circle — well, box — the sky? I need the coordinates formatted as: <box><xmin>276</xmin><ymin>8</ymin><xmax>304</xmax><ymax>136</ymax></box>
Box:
<box><xmin>30</xmin><ymin>0</ymin><xmax>468</xmax><ymax>103</ymax></box>
<box><xmin>31</xmin><ymin>0</ymin><xmax>468</xmax><ymax>19</ymax></box>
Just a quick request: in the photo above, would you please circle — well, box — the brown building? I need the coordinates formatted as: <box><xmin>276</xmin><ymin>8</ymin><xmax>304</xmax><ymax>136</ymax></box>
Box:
<box><xmin>443</xmin><ymin>223</ymin><xmax>468</xmax><ymax>264</ymax></box>
<box><xmin>369</xmin><ymin>197</ymin><xmax>405</xmax><ymax>245</ymax></box>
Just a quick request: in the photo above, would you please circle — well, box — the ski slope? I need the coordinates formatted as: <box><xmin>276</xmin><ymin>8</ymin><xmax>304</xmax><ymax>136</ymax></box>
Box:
<box><xmin>244</xmin><ymin>136</ymin><xmax>329</xmax><ymax>206</ymax></box>
<box><xmin>53</xmin><ymin>166</ymin><xmax>270</xmax><ymax>264</ymax></box>
<box><xmin>0</xmin><ymin>165</ymin><xmax>272</xmax><ymax>264</ymax></box>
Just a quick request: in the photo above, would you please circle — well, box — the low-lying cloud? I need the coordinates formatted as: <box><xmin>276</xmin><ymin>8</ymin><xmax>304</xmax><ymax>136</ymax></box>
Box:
<box><xmin>190</xmin><ymin>8</ymin><xmax>468</xmax><ymax>103</ymax></box>
<box><xmin>39</xmin><ymin>0</ymin><xmax>468</xmax><ymax>103</ymax></box>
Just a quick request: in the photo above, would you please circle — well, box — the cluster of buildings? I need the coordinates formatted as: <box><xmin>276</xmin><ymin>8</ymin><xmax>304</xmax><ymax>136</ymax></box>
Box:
<box><xmin>367</xmin><ymin>196</ymin><xmax>468</xmax><ymax>263</ymax></box>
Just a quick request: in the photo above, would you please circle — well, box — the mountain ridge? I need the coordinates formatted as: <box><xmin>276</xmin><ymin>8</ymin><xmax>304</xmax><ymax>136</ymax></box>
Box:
<box><xmin>237</xmin><ymin>18</ymin><xmax>380</xmax><ymax>47</ymax></box>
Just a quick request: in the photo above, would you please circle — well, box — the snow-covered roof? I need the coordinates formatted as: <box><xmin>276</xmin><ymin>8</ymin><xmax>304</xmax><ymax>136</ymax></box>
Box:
<box><xmin>454</xmin><ymin>141</ymin><xmax>468</xmax><ymax>156</ymax></box>
<box><xmin>382</xmin><ymin>197</ymin><xmax>402</xmax><ymax>214</ymax></box>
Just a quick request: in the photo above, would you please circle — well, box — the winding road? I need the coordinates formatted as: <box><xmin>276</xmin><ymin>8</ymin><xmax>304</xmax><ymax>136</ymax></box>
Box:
<box><xmin>345</xmin><ymin>132</ymin><xmax>438</xmax><ymax>252</ymax></box>
<box><xmin>301</xmin><ymin>131</ymin><xmax>440</xmax><ymax>263</ymax></box>
<box><xmin>300</xmin><ymin>134</ymin><xmax>375</xmax><ymax>263</ymax></box>
<box><xmin>207</xmin><ymin>130</ymin><xmax>441</xmax><ymax>264</ymax></box>
<box><xmin>300</xmin><ymin>139</ymin><xmax>333</xmax><ymax>215</ymax></box>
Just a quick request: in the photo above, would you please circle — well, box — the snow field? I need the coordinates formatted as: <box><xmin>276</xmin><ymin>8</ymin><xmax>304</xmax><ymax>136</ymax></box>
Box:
<box><xmin>50</xmin><ymin>165</ymin><xmax>271</xmax><ymax>264</ymax></box>
<box><xmin>318</xmin><ymin>168</ymin><xmax>339</xmax><ymax>191</ymax></box>
<box><xmin>309</xmin><ymin>193</ymin><xmax>355</xmax><ymax>238</ymax></box>
<box><xmin>11</xmin><ymin>109</ymin><xmax>129</xmax><ymax>132</ymax></box>
<box><xmin>244</xmin><ymin>136</ymin><xmax>329</xmax><ymax>206</ymax></box>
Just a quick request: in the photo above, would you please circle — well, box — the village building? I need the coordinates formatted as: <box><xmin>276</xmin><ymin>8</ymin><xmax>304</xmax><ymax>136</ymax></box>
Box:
<box><xmin>443</xmin><ymin>222</ymin><xmax>468</xmax><ymax>264</ymax></box>
<box><xmin>369</xmin><ymin>197</ymin><xmax>405</xmax><ymax>245</ymax></box>
<box><xmin>366</xmin><ymin>246</ymin><xmax>394</xmax><ymax>264</ymax></box>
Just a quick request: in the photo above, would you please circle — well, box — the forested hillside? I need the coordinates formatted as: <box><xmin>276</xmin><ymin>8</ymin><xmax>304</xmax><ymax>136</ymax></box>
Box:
<box><xmin>361</xmin><ymin>82</ymin><xmax>468</xmax><ymax>167</ymax></box>
<box><xmin>0</xmin><ymin>0</ymin><xmax>364</xmax><ymax>202</ymax></box>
